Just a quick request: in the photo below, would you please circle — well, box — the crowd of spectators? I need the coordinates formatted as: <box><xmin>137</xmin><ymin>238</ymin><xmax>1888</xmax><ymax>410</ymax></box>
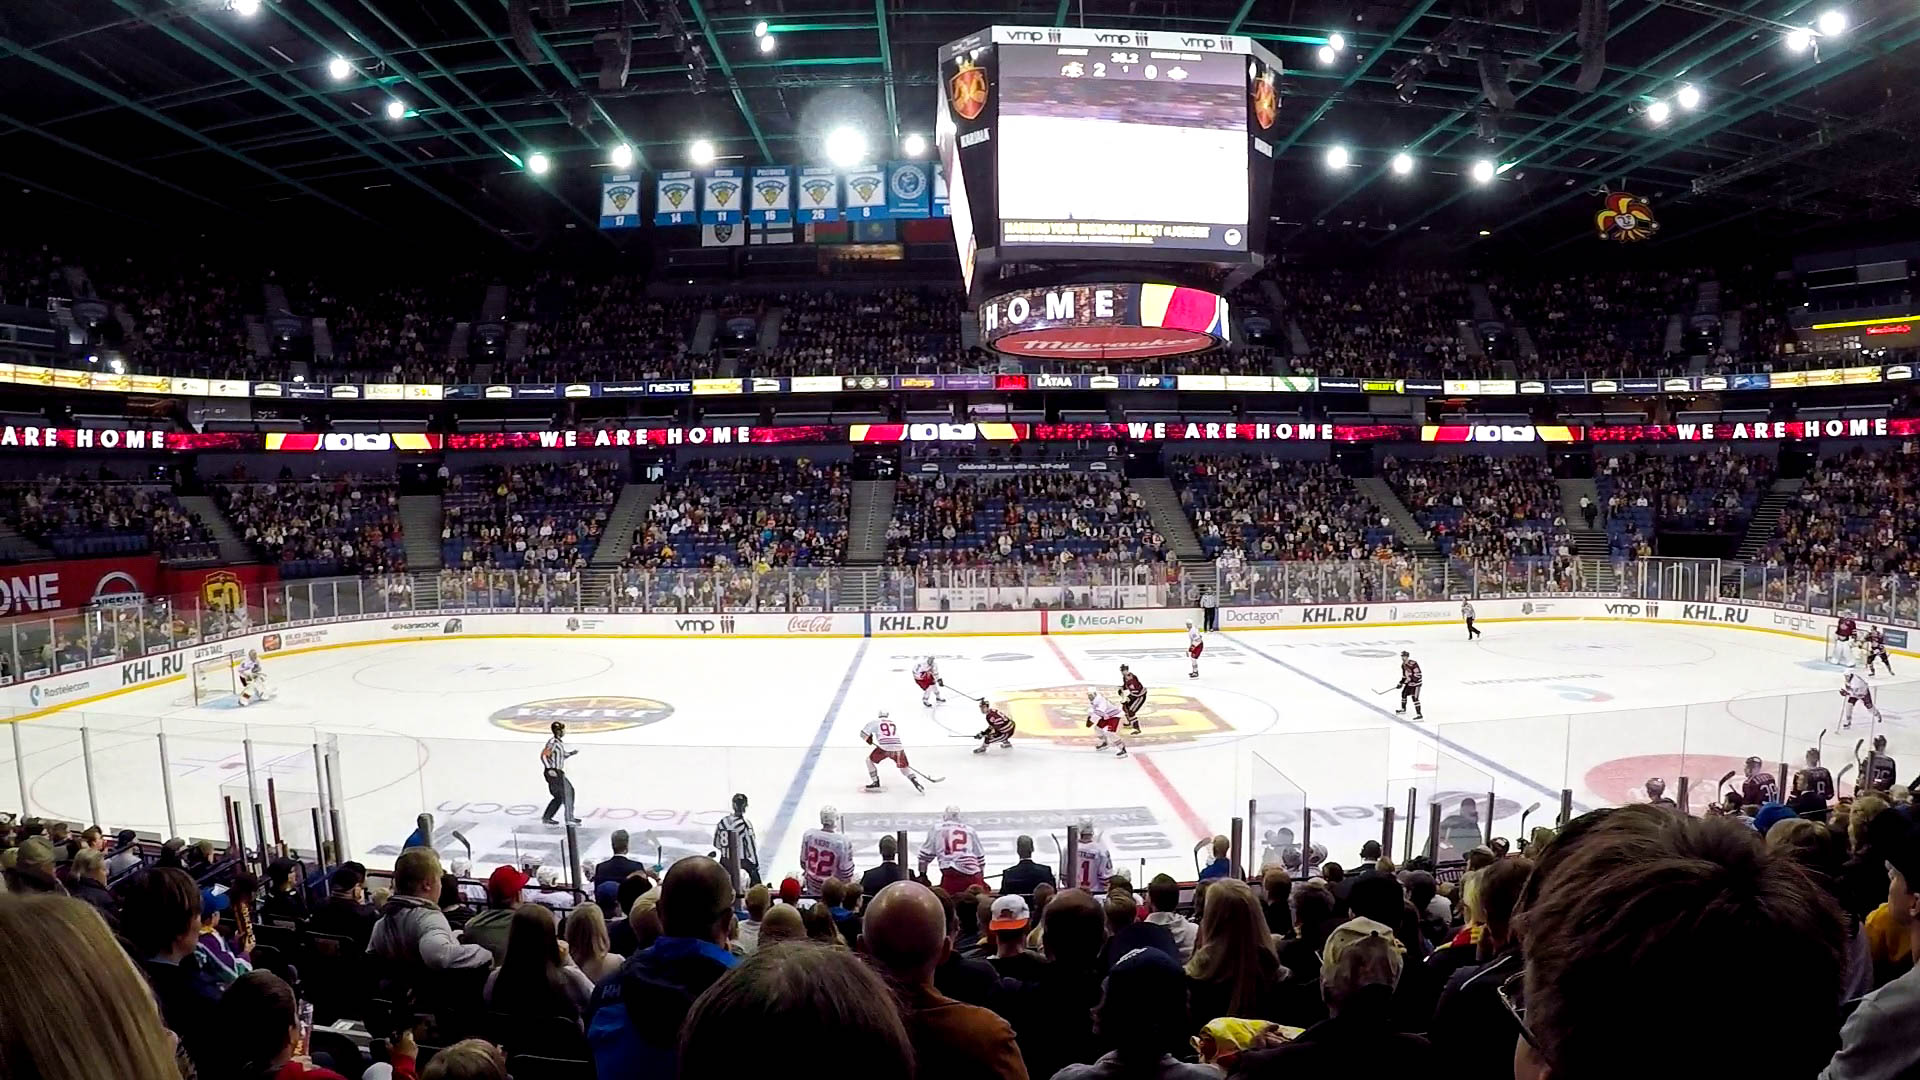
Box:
<box><xmin>302</xmin><ymin>274</ymin><xmax>476</xmax><ymax>385</ymax></box>
<box><xmin>108</xmin><ymin>256</ymin><xmax>262</xmax><ymax>381</ymax></box>
<box><xmin>886</xmin><ymin>472</ymin><xmax>1167</xmax><ymax>570</ymax></box>
<box><xmin>1760</xmin><ymin>446</ymin><xmax>1920</xmax><ymax>581</ymax></box>
<box><xmin>1170</xmin><ymin>456</ymin><xmax>1400</xmax><ymax>562</ymax></box>
<box><xmin>507</xmin><ymin>271</ymin><xmax>702</xmax><ymax>383</ymax></box>
<box><xmin>217</xmin><ymin>476</ymin><xmax>405</xmax><ymax>578</ymax></box>
<box><xmin>1382</xmin><ymin>454</ymin><xmax>1571</xmax><ymax>563</ymax></box>
<box><xmin>3</xmin><ymin>479</ymin><xmax>215</xmax><ymax>560</ymax></box>
<box><xmin>1488</xmin><ymin>268</ymin><xmax>1699</xmax><ymax>377</ymax></box>
<box><xmin>0</xmin><ymin>240</ymin><xmax>68</xmax><ymax>309</ymax></box>
<box><xmin>1593</xmin><ymin>447</ymin><xmax>1775</xmax><ymax>556</ymax></box>
<box><xmin>442</xmin><ymin>462</ymin><xmax>622</xmax><ymax>571</ymax></box>
<box><xmin>747</xmin><ymin>287</ymin><xmax>966</xmax><ymax>377</ymax></box>
<box><xmin>1278</xmin><ymin>269</ymin><xmax>1472</xmax><ymax>380</ymax></box>
<box><xmin>629</xmin><ymin>457</ymin><xmax>849</xmax><ymax>569</ymax></box>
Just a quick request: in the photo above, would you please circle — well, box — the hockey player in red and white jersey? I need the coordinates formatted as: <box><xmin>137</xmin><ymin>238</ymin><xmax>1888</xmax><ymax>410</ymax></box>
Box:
<box><xmin>862</xmin><ymin>711</ymin><xmax>925</xmax><ymax>793</ymax></box>
<box><xmin>799</xmin><ymin>805</ymin><xmax>855</xmax><ymax>894</ymax></box>
<box><xmin>1841</xmin><ymin>670</ymin><xmax>1884</xmax><ymax>729</ymax></box>
<box><xmin>1085</xmin><ymin>689</ymin><xmax>1129</xmax><ymax>757</ymax></box>
<box><xmin>1186</xmin><ymin>621</ymin><xmax>1204</xmax><ymax>679</ymax></box>
<box><xmin>918</xmin><ymin>805</ymin><xmax>987</xmax><ymax>894</ymax></box>
<box><xmin>1070</xmin><ymin>819</ymin><xmax>1113</xmax><ymax>892</ymax></box>
<box><xmin>912</xmin><ymin>656</ymin><xmax>946</xmax><ymax>707</ymax></box>
<box><xmin>973</xmin><ymin>699</ymin><xmax>1015</xmax><ymax>754</ymax></box>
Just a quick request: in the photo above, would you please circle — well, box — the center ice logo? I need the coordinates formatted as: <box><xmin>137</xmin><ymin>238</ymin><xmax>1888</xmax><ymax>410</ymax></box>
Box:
<box><xmin>490</xmin><ymin>695</ymin><xmax>675</xmax><ymax>734</ymax></box>
<box><xmin>999</xmin><ymin>683</ymin><xmax>1232</xmax><ymax>745</ymax></box>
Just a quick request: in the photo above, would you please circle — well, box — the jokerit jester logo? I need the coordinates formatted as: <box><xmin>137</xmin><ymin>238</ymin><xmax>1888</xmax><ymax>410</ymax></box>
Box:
<box><xmin>490</xmin><ymin>696</ymin><xmax>675</xmax><ymax>735</ymax></box>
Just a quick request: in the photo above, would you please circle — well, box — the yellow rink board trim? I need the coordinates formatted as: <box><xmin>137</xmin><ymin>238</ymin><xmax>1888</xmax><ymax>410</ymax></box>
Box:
<box><xmin>6</xmin><ymin>613</ymin><xmax>1913</xmax><ymax>724</ymax></box>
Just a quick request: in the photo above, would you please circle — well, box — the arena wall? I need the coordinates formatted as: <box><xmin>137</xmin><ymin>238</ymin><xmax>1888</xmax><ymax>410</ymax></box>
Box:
<box><xmin>5</xmin><ymin>596</ymin><xmax>1904</xmax><ymax>721</ymax></box>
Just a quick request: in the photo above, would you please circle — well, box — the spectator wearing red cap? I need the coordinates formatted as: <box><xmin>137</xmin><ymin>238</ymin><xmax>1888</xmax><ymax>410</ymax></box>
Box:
<box><xmin>462</xmin><ymin>865</ymin><xmax>528</xmax><ymax>964</ymax></box>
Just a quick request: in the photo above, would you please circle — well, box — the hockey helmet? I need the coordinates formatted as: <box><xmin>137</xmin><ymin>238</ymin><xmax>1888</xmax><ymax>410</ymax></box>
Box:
<box><xmin>819</xmin><ymin>805</ymin><xmax>838</xmax><ymax>827</ymax></box>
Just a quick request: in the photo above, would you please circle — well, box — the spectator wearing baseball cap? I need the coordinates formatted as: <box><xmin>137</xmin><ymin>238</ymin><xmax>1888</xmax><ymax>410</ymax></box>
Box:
<box><xmin>462</xmin><ymin>865</ymin><xmax>528</xmax><ymax>963</ymax></box>
<box><xmin>987</xmin><ymin>894</ymin><xmax>1045</xmax><ymax>981</ymax></box>
<box><xmin>194</xmin><ymin>888</ymin><xmax>249</xmax><ymax>986</ymax></box>
<box><xmin>1824</xmin><ymin>818</ymin><xmax>1920</xmax><ymax>1080</ymax></box>
<box><xmin>1053</xmin><ymin>947</ymin><xmax>1220</xmax><ymax>1080</ymax></box>
<box><xmin>1234</xmin><ymin>918</ymin><xmax>1430</xmax><ymax>1075</ymax></box>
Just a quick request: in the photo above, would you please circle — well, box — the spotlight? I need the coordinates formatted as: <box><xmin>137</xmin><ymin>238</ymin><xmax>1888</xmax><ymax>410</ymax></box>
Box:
<box><xmin>1325</xmin><ymin>144</ymin><xmax>1350</xmax><ymax>170</ymax></box>
<box><xmin>758</xmin><ymin>34</ymin><xmax>775</xmax><ymax>54</ymax></box>
<box><xmin>1478</xmin><ymin>229</ymin><xmax>1492</xmax><ymax>236</ymax></box>
<box><xmin>1391</xmin><ymin>152</ymin><xmax>1414</xmax><ymax>175</ymax></box>
<box><xmin>1328</xmin><ymin>32</ymin><xmax>1347</xmax><ymax>51</ymax></box>
<box><xmin>689</xmin><ymin>138</ymin><xmax>716</xmax><ymax>166</ymax></box>
<box><xmin>109</xmin><ymin>357</ymin><xmax>126</xmax><ymax>375</ymax></box>
<box><xmin>1786</xmin><ymin>28</ymin><xmax>1814</xmax><ymax>52</ymax></box>
<box><xmin>1317</xmin><ymin>45</ymin><xmax>1337</xmax><ymax>65</ymax></box>
<box><xmin>527</xmin><ymin>152</ymin><xmax>551</xmax><ymax>175</ymax></box>
<box><xmin>386</xmin><ymin>99</ymin><xmax>406</xmax><ymax>120</ymax></box>
<box><xmin>327</xmin><ymin>56</ymin><xmax>351</xmax><ymax>81</ymax></box>
<box><xmin>232</xmin><ymin>0</ymin><xmax>261</xmax><ymax>15</ymax></box>
<box><xmin>1471</xmin><ymin>159</ymin><xmax>1496</xmax><ymax>183</ymax></box>
<box><xmin>903</xmin><ymin>133</ymin><xmax>927</xmax><ymax>157</ymax></box>
<box><xmin>754</xmin><ymin>20</ymin><xmax>769</xmax><ymax>37</ymax></box>
<box><xmin>1646</xmin><ymin>99</ymin><xmax>1672</xmax><ymax>124</ymax></box>
<box><xmin>825</xmin><ymin>125</ymin><xmax>867</xmax><ymax>167</ymax></box>
<box><xmin>611</xmin><ymin>143</ymin><xmax>634</xmax><ymax>169</ymax></box>
<box><xmin>1675</xmin><ymin>83</ymin><xmax>1701</xmax><ymax>109</ymax></box>
<box><xmin>1817</xmin><ymin>9</ymin><xmax>1847</xmax><ymax>36</ymax></box>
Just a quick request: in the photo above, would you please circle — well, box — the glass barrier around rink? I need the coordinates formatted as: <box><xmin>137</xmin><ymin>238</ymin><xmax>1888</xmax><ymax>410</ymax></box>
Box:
<box><xmin>1240</xmin><ymin>726</ymin><xmax>1393</xmax><ymax>873</ymax></box>
<box><xmin>1246</xmin><ymin>751</ymin><xmax>1307</xmax><ymax>874</ymax></box>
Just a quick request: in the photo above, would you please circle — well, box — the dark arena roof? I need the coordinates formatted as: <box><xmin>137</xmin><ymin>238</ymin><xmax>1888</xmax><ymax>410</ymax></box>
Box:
<box><xmin>5</xmin><ymin>0</ymin><xmax>1920</xmax><ymax>256</ymax></box>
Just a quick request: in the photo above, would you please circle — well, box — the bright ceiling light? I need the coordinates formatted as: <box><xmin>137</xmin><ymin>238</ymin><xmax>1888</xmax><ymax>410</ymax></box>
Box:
<box><xmin>1471</xmin><ymin>158</ymin><xmax>1496</xmax><ymax>183</ymax></box>
<box><xmin>689</xmin><ymin>138</ymin><xmax>716</xmax><ymax>166</ymax></box>
<box><xmin>1817</xmin><ymin>9</ymin><xmax>1848</xmax><ymax>35</ymax></box>
<box><xmin>754</xmin><ymin>20</ymin><xmax>769</xmax><ymax>37</ymax></box>
<box><xmin>1786</xmin><ymin>27</ymin><xmax>1814</xmax><ymax>52</ymax></box>
<box><xmin>1328</xmin><ymin>32</ymin><xmax>1347</xmax><ymax>51</ymax></box>
<box><xmin>825</xmin><ymin>126</ymin><xmax>868</xmax><ymax>168</ymax></box>
<box><xmin>1325</xmin><ymin>144</ymin><xmax>1350</xmax><ymax>170</ymax></box>
<box><xmin>610</xmin><ymin>143</ymin><xmax>634</xmax><ymax>169</ymax></box>
<box><xmin>1390</xmin><ymin>151</ymin><xmax>1414</xmax><ymax>175</ymax></box>
<box><xmin>1646</xmin><ymin>99</ymin><xmax>1672</xmax><ymax>124</ymax></box>
<box><xmin>903</xmin><ymin>132</ymin><xmax>927</xmax><ymax>157</ymax></box>
<box><xmin>385</xmin><ymin>99</ymin><xmax>406</xmax><ymax>120</ymax></box>
<box><xmin>1675</xmin><ymin>83</ymin><xmax>1701</xmax><ymax>109</ymax></box>
<box><xmin>327</xmin><ymin>56</ymin><xmax>351</xmax><ymax>81</ymax></box>
<box><xmin>527</xmin><ymin>152</ymin><xmax>551</xmax><ymax>175</ymax></box>
<box><xmin>758</xmin><ymin>34</ymin><xmax>776</xmax><ymax>54</ymax></box>
<box><xmin>1317</xmin><ymin>45</ymin><xmax>1337</xmax><ymax>65</ymax></box>
<box><xmin>232</xmin><ymin>0</ymin><xmax>261</xmax><ymax>16</ymax></box>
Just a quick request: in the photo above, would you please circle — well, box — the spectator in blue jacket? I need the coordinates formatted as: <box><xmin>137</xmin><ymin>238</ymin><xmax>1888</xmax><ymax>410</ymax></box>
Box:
<box><xmin>588</xmin><ymin>855</ymin><xmax>739</xmax><ymax>1077</ymax></box>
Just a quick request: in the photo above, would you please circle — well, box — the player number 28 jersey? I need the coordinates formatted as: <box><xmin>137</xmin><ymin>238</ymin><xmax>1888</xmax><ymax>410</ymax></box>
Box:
<box><xmin>799</xmin><ymin>827</ymin><xmax>854</xmax><ymax>889</ymax></box>
<box><xmin>861</xmin><ymin>717</ymin><xmax>905</xmax><ymax>752</ymax></box>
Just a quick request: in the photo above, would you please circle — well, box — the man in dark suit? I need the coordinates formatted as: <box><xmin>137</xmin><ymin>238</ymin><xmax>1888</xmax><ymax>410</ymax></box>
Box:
<box><xmin>1000</xmin><ymin>835</ymin><xmax>1056</xmax><ymax>897</ymax></box>
<box><xmin>593</xmin><ymin>830</ymin><xmax>647</xmax><ymax>886</ymax></box>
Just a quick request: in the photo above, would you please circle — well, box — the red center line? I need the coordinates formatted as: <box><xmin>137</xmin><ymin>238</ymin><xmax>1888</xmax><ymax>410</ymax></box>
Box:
<box><xmin>1044</xmin><ymin>635</ymin><xmax>1211</xmax><ymax>846</ymax></box>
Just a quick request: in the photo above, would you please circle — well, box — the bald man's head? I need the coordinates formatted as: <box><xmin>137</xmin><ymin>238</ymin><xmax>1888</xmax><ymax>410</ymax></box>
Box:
<box><xmin>861</xmin><ymin>880</ymin><xmax>949</xmax><ymax>985</ymax></box>
<box><xmin>659</xmin><ymin>856</ymin><xmax>736</xmax><ymax>944</ymax></box>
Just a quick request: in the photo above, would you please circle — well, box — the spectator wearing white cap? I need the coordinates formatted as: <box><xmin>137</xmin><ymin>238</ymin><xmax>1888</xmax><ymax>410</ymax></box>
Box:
<box><xmin>987</xmin><ymin>894</ymin><xmax>1046</xmax><ymax>982</ymax></box>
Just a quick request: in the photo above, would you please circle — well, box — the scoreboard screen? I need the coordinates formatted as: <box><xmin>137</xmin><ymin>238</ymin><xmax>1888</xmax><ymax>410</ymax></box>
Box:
<box><xmin>996</xmin><ymin>44</ymin><xmax>1248</xmax><ymax>254</ymax></box>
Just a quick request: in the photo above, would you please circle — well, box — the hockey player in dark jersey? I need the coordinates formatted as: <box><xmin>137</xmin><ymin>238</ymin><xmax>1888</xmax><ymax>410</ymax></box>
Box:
<box><xmin>1864</xmin><ymin>627</ymin><xmax>1894</xmax><ymax>676</ymax></box>
<box><xmin>1118</xmin><ymin>664</ymin><xmax>1147</xmax><ymax>735</ymax></box>
<box><xmin>1739</xmin><ymin>756</ymin><xmax>1779</xmax><ymax>806</ymax></box>
<box><xmin>973</xmin><ymin>699</ymin><xmax>1015</xmax><ymax>754</ymax></box>
<box><xmin>1791</xmin><ymin>747</ymin><xmax>1835</xmax><ymax>810</ymax></box>
<box><xmin>1861</xmin><ymin>734</ymin><xmax>1897</xmax><ymax>794</ymax></box>
<box><xmin>1396</xmin><ymin>651</ymin><xmax>1424</xmax><ymax>720</ymax></box>
<box><xmin>1644</xmin><ymin>777</ymin><xmax>1677</xmax><ymax>809</ymax></box>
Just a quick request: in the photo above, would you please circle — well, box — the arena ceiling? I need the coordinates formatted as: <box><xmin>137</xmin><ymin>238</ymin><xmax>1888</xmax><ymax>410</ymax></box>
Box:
<box><xmin>4</xmin><ymin>0</ymin><xmax>1919</xmax><ymax>258</ymax></box>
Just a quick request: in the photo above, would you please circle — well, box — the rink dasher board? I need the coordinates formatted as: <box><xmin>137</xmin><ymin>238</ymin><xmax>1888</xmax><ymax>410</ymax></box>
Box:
<box><xmin>3</xmin><ymin>598</ymin><xmax>1906</xmax><ymax>721</ymax></box>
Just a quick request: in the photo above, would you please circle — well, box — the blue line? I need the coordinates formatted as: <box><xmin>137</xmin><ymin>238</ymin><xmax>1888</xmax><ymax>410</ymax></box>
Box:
<box><xmin>1221</xmin><ymin>632</ymin><xmax>1582</xmax><ymax>810</ymax></box>
<box><xmin>764</xmin><ymin>639</ymin><xmax>870</xmax><ymax>859</ymax></box>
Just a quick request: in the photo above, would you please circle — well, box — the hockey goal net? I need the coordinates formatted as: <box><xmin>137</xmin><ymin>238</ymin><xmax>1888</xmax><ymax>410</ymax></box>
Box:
<box><xmin>181</xmin><ymin>655</ymin><xmax>238</xmax><ymax>706</ymax></box>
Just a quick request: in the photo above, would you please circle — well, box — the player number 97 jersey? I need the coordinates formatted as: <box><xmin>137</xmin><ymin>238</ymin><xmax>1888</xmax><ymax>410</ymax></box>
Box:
<box><xmin>862</xmin><ymin>717</ymin><xmax>904</xmax><ymax>752</ymax></box>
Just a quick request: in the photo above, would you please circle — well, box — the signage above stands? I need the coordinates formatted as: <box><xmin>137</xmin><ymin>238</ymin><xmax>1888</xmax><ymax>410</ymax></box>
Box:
<box><xmin>6</xmin><ymin>417</ymin><xmax>1916</xmax><ymax>456</ymax></box>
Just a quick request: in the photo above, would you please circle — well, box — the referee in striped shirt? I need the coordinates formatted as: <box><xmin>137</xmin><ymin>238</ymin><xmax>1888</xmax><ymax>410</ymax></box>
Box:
<box><xmin>713</xmin><ymin>793</ymin><xmax>761</xmax><ymax>886</ymax></box>
<box><xmin>540</xmin><ymin>721</ymin><xmax>580</xmax><ymax>826</ymax></box>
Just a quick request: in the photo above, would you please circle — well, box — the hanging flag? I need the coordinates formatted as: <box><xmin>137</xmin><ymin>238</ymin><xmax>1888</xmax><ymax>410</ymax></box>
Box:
<box><xmin>932</xmin><ymin>161</ymin><xmax>950</xmax><ymax>218</ymax></box>
<box><xmin>701</xmin><ymin>167</ymin><xmax>743</xmax><ymax>225</ymax></box>
<box><xmin>749</xmin><ymin>166</ymin><xmax>792</xmax><ymax>225</ymax></box>
<box><xmin>886</xmin><ymin>161</ymin><xmax>931</xmax><ymax>219</ymax></box>
<box><xmin>749</xmin><ymin>223</ymin><xmax>795</xmax><ymax>245</ymax></box>
<box><xmin>654</xmin><ymin>170</ymin><xmax>697</xmax><ymax>226</ymax></box>
<box><xmin>701</xmin><ymin>223</ymin><xmax>745</xmax><ymax>246</ymax></box>
<box><xmin>797</xmin><ymin>167</ymin><xmax>841</xmax><ymax>222</ymax></box>
<box><xmin>600</xmin><ymin>173</ymin><xmax>641</xmax><ymax>229</ymax></box>
<box><xmin>844</xmin><ymin>165</ymin><xmax>887</xmax><ymax>219</ymax></box>
<box><xmin>1595</xmin><ymin>191</ymin><xmax>1658</xmax><ymax>242</ymax></box>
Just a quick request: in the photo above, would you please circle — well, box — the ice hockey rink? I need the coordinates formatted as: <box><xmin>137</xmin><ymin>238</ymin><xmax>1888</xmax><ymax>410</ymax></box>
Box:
<box><xmin>6</xmin><ymin>618</ymin><xmax>1916</xmax><ymax>886</ymax></box>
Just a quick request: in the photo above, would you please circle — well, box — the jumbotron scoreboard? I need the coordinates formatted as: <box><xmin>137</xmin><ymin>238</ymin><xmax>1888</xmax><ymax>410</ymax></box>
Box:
<box><xmin>938</xmin><ymin>25</ymin><xmax>1281</xmax><ymax>360</ymax></box>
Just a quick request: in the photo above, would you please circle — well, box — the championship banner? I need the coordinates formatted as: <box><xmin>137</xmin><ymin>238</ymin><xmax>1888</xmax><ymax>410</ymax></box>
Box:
<box><xmin>701</xmin><ymin>224</ymin><xmax>745</xmax><ymax>247</ymax></box>
<box><xmin>797</xmin><ymin>167</ymin><xmax>841</xmax><ymax>222</ymax></box>
<box><xmin>843</xmin><ymin>165</ymin><xmax>887</xmax><ymax>219</ymax></box>
<box><xmin>933</xmin><ymin>161</ymin><xmax>951</xmax><ymax>218</ymax></box>
<box><xmin>886</xmin><ymin>161</ymin><xmax>931</xmax><ymax>219</ymax></box>
<box><xmin>700</xmin><ymin>167</ymin><xmax>743</xmax><ymax>225</ymax></box>
<box><xmin>600</xmin><ymin>172</ymin><xmax>642</xmax><ymax>229</ymax></box>
<box><xmin>654</xmin><ymin>170</ymin><xmax>697</xmax><ymax>226</ymax></box>
<box><xmin>749</xmin><ymin>166</ymin><xmax>792</xmax><ymax>225</ymax></box>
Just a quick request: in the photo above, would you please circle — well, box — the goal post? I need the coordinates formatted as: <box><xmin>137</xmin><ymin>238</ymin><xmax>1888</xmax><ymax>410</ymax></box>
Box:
<box><xmin>188</xmin><ymin>655</ymin><xmax>238</xmax><ymax>706</ymax></box>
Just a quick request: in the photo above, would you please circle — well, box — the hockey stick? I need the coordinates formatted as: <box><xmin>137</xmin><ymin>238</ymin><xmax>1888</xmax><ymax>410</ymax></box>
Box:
<box><xmin>450</xmin><ymin>830</ymin><xmax>473</xmax><ymax>860</ymax></box>
<box><xmin>1837</xmin><ymin>763</ymin><xmax>1856</xmax><ymax>789</ymax></box>
<box><xmin>1375</xmin><ymin>686</ymin><xmax>1400</xmax><ymax>696</ymax></box>
<box><xmin>941</xmin><ymin>683</ymin><xmax>983</xmax><ymax>703</ymax></box>
<box><xmin>1854</xmin><ymin>738</ymin><xmax>1866</xmax><ymax>767</ymax></box>
<box><xmin>907</xmin><ymin>766</ymin><xmax>946</xmax><ymax>784</ymax></box>
<box><xmin>1717</xmin><ymin>770</ymin><xmax>1738</xmax><ymax>796</ymax></box>
<box><xmin>1519</xmin><ymin>802</ymin><xmax>1541</xmax><ymax>838</ymax></box>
